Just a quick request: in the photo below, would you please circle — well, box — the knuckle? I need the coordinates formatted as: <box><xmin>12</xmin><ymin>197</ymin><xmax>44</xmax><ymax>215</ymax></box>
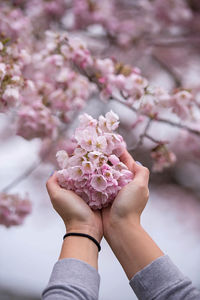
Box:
<box><xmin>143</xmin><ymin>167</ymin><xmax>150</xmax><ymax>176</ymax></box>
<box><xmin>137</xmin><ymin>183</ymin><xmax>145</xmax><ymax>191</ymax></box>
<box><xmin>46</xmin><ymin>180</ymin><xmax>50</xmax><ymax>190</ymax></box>
<box><xmin>137</xmin><ymin>184</ymin><xmax>149</xmax><ymax>198</ymax></box>
<box><xmin>51</xmin><ymin>190</ymin><xmax>59</xmax><ymax>202</ymax></box>
<box><xmin>146</xmin><ymin>188</ymin><xmax>150</xmax><ymax>199</ymax></box>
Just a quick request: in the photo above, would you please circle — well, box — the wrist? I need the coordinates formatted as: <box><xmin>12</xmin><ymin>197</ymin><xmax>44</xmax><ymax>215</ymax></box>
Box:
<box><xmin>104</xmin><ymin>216</ymin><xmax>141</xmax><ymax>245</ymax></box>
<box><xmin>65</xmin><ymin>224</ymin><xmax>103</xmax><ymax>244</ymax></box>
<box><xmin>60</xmin><ymin>231</ymin><xmax>100</xmax><ymax>270</ymax></box>
<box><xmin>104</xmin><ymin>219</ymin><xmax>163</xmax><ymax>280</ymax></box>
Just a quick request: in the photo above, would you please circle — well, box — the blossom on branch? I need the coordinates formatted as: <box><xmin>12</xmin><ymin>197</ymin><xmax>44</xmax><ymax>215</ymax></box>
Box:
<box><xmin>0</xmin><ymin>193</ymin><xmax>32</xmax><ymax>227</ymax></box>
<box><xmin>151</xmin><ymin>144</ymin><xmax>176</xmax><ymax>172</ymax></box>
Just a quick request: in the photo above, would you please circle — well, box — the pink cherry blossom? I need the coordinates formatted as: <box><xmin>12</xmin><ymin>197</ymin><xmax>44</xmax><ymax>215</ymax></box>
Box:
<box><xmin>0</xmin><ymin>193</ymin><xmax>32</xmax><ymax>228</ymax></box>
<box><xmin>170</xmin><ymin>90</ymin><xmax>194</xmax><ymax>119</ymax></box>
<box><xmin>105</xmin><ymin>110</ymin><xmax>119</xmax><ymax>131</ymax></box>
<box><xmin>151</xmin><ymin>144</ymin><xmax>176</xmax><ymax>172</ymax></box>
<box><xmin>16</xmin><ymin>102</ymin><xmax>58</xmax><ymax>140</ymax></box>
<box><xmin>82</xmin><ymin>161</ymin><xmax>94</xmax><ymax>174</ymax></box>
<box><xmin>109</xmin><ymin>155</ymin><xmax>120</xmax><ymax>166</ymax></box>
<box><xmin>91</xmin><ymin>175</ymin><xmax>107</xmax><ymax>192</ymax></box>
<box><xmin>56</xmin><ymin>150</ymin><xmax>69</xmax><ymax>169</ymax></box>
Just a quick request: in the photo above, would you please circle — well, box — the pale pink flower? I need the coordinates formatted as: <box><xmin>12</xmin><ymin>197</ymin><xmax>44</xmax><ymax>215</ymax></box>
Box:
<box><xmin>79</xmin><ymin>113</ymin><xmax>97</xmax><ymax>128</ymax></box>
<box><xmin>94</xmin><ymin>136</ymin><xmax>107</xmax><ymax>152</ymax></box>
<box><xmin>68</xmin><ymin>166</ymin><xmax>83</xmax><ymax>180</ymax></box>
<box><xmin>109</xmin><ymin>154</ymin><xmax>120</xmax><ymax>165</ymax></box>
<box><xmin>82</xmin><ymin>161</ymin><xmax>94</xmax><ymax>173</ymax></box>
<box><xmin>105</xmin><ymin>110</ymin><xmax>119</xmax><ymax>131</ymax></box>
<box><xmin>16</xmin><ymin>102</ymin><xmax>58</xmax><ymax>140</ymax></box>
<box><xmin>74</xmin><ymin>147</ymin><xmax>87</xmax><ymax>157</ymax></box>
<box><xmin>90</xmin><ymin>191</ymin><xmax>108</xmax><ymax>208</ymax></box>
<box><xmin>115</xmin><ymin>162</ymin><xmax>128</xmax><ymax>171</ymax></box>
<box><xmin>88</xmin><ymin>151</ymin><xmax>102</xmax><ymax>162</ymax></box>
<box><xmin>0</xmin><ymin>193</ymin><xmax>32</xmax><ymax>228</ymax></box>
<box><xmin>56</xmin><ymin>150</ymin><xmax>69</xmax><ymax>169</ymax></box>
<box><xmin>98</xmin><ymin>115</ymin><xmax>109</xmax><ymax>133</ymax></box>
<box><xmin>68</xmin><ymin>155</ymin><xmax>83</xmax><ymax>167</ymax></box>
<box><xmin>75</xmin><ymin>127</ymin><xmax>97</xmax><ymax>151</ymax></box>
<box><xmin>91</xmin><ymin>174</ymin><xmax>107</xmax><ymax>192</ymax></box>
<box><xmin>95</xmin><ymin>58</ymin><xmax>114</xmax><ymax>75</ymax></box>
<box><xmin>170</xmin><ymin>90</ymin><xmax>193</xmax><ymax>119</ymax></box>
<box><xmin>151</xmin><ymin>145</ymin><xmax>176</xmax><ymax>172</ymax></box>
<box><xmin>2</xmin><ymin>87</ymin><xmax>19</xmax><ymax>108</ymax></box>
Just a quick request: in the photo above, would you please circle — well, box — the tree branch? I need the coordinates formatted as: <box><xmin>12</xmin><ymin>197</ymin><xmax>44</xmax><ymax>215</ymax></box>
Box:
<box><xmin>154</xmin><ymin>117</ymin><xmax>200</xmax><ymax>136</ymax></box>
<box><xmin>2</xmin><ymin>159</ymin><xmax>43</xmax><ymax>193</ymax></box>
<box><xmin>151</xmin><ymin>54</ymin><xmax>182</xmax><ymax>87</ymax></box>
<box><xmin>72</xmin><ymin>60</ymin><xmax>200</xmax><ymax>139</ymax></box>
<box><xmin>144</xmin><ymin>133</ymin><xmax>168</xmax><ymax>145</ymax></box>
<box><xmin>131</xmin><ymin>118</ymin><xmax>152</xmax><ymax>151</ymax></box>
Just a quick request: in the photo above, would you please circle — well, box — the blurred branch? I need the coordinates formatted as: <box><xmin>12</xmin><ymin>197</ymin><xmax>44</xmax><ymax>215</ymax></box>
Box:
<box><xmin>1</xmin><ymin>102</ymin><xmax>88</xmax><ymax>193</ymax></box>
<box><xmin>151</xmin><ymin>54</ymin><xmax>182</xmax><ymax>87</ymax></box>
<box><xmin>149</xmin><ymin>36</ymin><xmax>200</xmax><ymax>48</ymax></box>
<box><xmin>131</xmin><ymin>119</ymin><xmax>152</xmax><ymax>151</ymax></box>
<box><xmin>1</xmin><ymin>159</ymin><xmax>43</xmax><ymax>193</ymax></box>
<box><xmin>154</xmin><ymin>117</ymin><xmax>200</xmax><ymax>136</ymax></box>
<box><xmin>72</xmin><ymin>61</ymin><xmax>200</xmax><ymax>139</ymax></box>
<box><xmin>144</xmin><ymin>133</ymin><xmax>168</xmax><ymax>145</ymax></box>
<box><xmin>112</xmin><ymin>96</ymin><xmax>200</xmax><ymax>137</ymax></box>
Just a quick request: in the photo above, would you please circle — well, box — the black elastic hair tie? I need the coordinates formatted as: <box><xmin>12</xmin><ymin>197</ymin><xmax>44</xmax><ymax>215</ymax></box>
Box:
<box><xmin>63</xmin><ymin>232</ymin><xmax>101</xmax><ymax>252</ymax></box>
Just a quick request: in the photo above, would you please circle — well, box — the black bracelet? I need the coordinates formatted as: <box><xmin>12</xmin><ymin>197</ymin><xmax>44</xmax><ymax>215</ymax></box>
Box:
<box><xmin>63</xmin><ymin>232</ymin><xmax>101</xmax><ymax>252</ymax></box>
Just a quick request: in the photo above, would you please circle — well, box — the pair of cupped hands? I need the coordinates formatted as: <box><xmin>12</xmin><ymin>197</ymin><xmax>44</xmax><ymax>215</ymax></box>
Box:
<box><xmin>46</xmin><ymin>150</ymin><xmax>149</xmax><ymax>244</ymax></box>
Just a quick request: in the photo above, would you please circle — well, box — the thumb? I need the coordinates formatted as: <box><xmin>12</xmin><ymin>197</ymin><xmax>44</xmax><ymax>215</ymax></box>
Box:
<box><xmin>46</xmin><ymin>171</ymin><xmax>61</xmax><ymax>197</ymax></box>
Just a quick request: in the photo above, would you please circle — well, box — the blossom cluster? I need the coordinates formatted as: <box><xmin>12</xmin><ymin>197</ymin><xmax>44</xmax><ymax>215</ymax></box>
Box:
<box><xmin>0</xmin><ymin>41</ymin><xmax>24</xmax><ymax>112</ymax></box>
<box><xmin>16</xmin><ymin>101</ymin><xmax>59</xmax><ymax>140</ymax></box>
<box><xmin>0</xmin><ymin>30</ymin><xmax>95</xmax><ymax>140</ymax></box>
<box><xmin>151</xmin><ymin>144</ymin><xmax>176</xmax><ymax>172</ymax></box>
<box><xmin>56</xmin><ymin>111</ymin><xmax>133</xmax><ymax>209</ymax></box>
<box><xmin>72</xmin><ymin>0</ymin><xmax>193</xmax><ymax>48</ymax></box>
<box><xmin>63</xmin><ymin>35</ymin><xmax>197</xmax><ymax>121</ymax></box>
<box><xmin>0</xmin><ymin>193</ymin><xmax>32</xmax><ymax>227</ymax></box>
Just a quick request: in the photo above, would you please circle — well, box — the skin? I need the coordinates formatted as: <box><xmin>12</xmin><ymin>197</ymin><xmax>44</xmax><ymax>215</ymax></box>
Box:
<box><xmin>46</xmin><ymin>150</ymin><xmax>163</xmax><ymax>276</ymax></box>
<box><xmin>102</xmin><ymin>150</ymin><xmax>163</xmax><ymax>279</ymax></box>
<box><xmin>46</xmin><ymin>173</ymin><xmax>103</xmax><ymax>270</ymax></box>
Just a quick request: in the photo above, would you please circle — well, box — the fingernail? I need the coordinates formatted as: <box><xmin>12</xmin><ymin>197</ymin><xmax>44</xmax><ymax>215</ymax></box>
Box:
<box><xmin>49</xmin><ymin>171</ymin><xmax>54</xmax><ymax>178</ymax></box>
<box><xmin>136</xmin><ymin>161</ymin><xmax>143</xmax><ymax>166</ymax></box>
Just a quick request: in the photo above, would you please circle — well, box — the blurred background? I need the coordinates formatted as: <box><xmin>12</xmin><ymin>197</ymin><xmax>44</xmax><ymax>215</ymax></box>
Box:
<box><xmin>0</xmin><ymin>1</ymin><xmax>200</xmax><ymax>299</ymax></box>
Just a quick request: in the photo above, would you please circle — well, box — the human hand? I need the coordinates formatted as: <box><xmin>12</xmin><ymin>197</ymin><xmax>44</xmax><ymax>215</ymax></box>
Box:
<box><xmin>102</xmin><ymin>150</ymin><xmax>149</xmax><ymax>240</ymax></box>
<box><xmin>102</xmin><ymin>151</ymin><xmax>163</xmax><ymax>279</ymax></box>
<box><xmin>46</xmin><ymin>172</ymin><xmax>103</xmax><ymax>243</ymax></box>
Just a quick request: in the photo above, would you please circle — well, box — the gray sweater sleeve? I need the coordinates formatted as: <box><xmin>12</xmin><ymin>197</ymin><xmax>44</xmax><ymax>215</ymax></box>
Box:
<box><xmin>129</xmin><ymin>255</ymin><xmax>200</xmax><ymax>300</ymax></box>
<box><xmin>42</xmin><ymin>258</ymin><xmax>100</xmax><ymax>300</ymax></box>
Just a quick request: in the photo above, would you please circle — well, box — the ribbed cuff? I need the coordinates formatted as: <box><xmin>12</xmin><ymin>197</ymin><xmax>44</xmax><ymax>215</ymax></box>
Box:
<box><xmin>44</xmin><ymin>258</ymin><xmax>100</xmax><ymax>299</ymax></box>
<box><xmin>129</xmin><ymin>255</ymin><xmax>187</xmax><ymax>300</ymax></box>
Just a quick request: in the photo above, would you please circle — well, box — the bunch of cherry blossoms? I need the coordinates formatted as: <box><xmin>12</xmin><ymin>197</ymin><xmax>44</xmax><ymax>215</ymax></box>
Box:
<box><xmin>72</xmin><ymin>0</ymin><xmax>194</xmax><ymax>48</ymax></box>
<box><xmin>0</xmin><ymin>193</ymin><xmax>32</xmax><ymax>228</ymax></box>
<box><xmin>0</xmin><ymin>30</ymin><xmax>95</xmax><ymax>140</ymax></box>
<box><xmin>56</xmin><ymin>111</ymin><xmax>133</xmax><ymax>209</ymax></box>
<box><xmin>151</xmin><ymin>144</ymin><xmax>176</xmax><ymax>173</ymax></box>
<box><xmin>0</xmin><ymin>39</ymin><xmax>24</xmax><ymax>112</ymax></box>
<box><xmin>60</xmin><ymin>34</ymin><xmax>198</xmax><ymax>121</ymax></box>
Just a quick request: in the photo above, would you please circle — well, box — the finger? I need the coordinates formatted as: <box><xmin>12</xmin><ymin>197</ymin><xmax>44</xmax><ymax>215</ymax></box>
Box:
<box><xmin>46</xmin><ymin>172</ymin><xmax>89</xmax><ymax>209</ymax></box>
<box><xmin>46</xmin><ymin>171</ymin><xmax>60</xmax><ymax>197</ymax></box>
<box><xmin>120</xmin><ymin>149</ymin><xmax>135</xmax><ymax>171</ymax></box>
<box><xmin>132</xmin><ymin>162</ymin><xmax>150</xmax><ymax>186</ymax></box>
<box><xmin>120</xmin><ymin>150</ymin><xmax>150</xmax><ymax>185</ymax></box>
